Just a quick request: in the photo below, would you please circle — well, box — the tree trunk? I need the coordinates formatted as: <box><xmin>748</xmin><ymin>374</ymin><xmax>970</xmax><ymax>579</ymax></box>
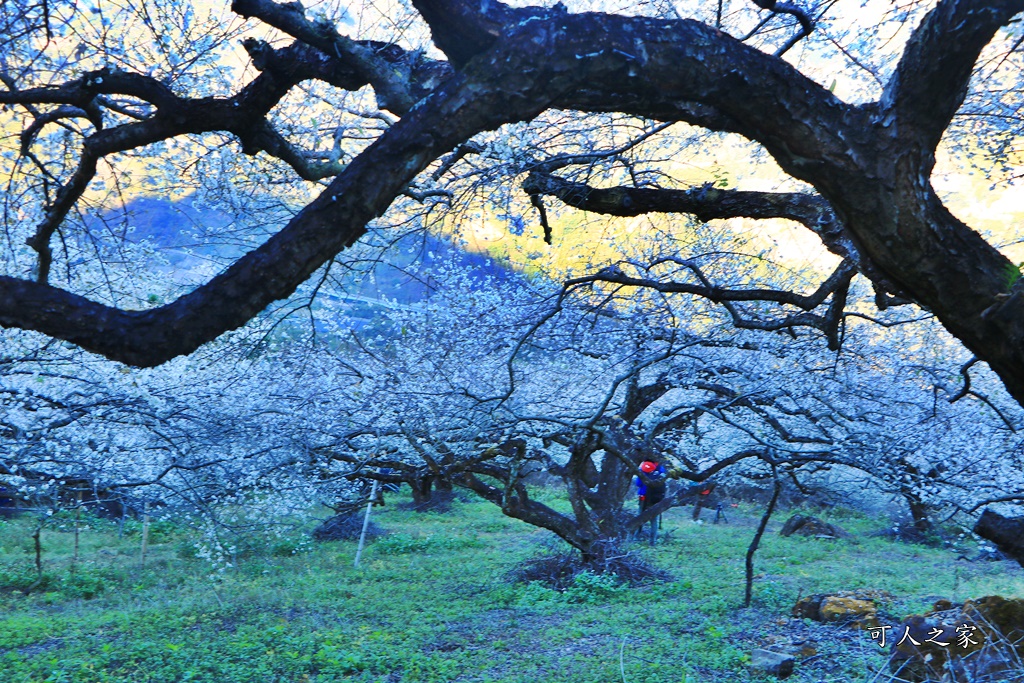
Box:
<box><xmin>33</xmin><ymin>525</ymin><xmax>42</xmax><ymax>580</ymax></box>
<box><xmin>588</xmin><ymin>451</ymin><xmax>631</xmax><ymax>538</ymax></box>
<box><xmin>72</xmin><ymin>492</ymin><xmax>82</xmax><ymax>574</ymax></box>
<box><xmin>745</xmin><ymin>473</ymin><xmax>781</xmax><ymax>607</ymax></box>
<box><xmin>409</xmin><ymin>474</ymin><xmax>453</xmax><ymax>508</ymax></box>
<box><xmin>906</xmin><ymin>495</ymin><xmax>933</xmax><ymax>537</ymax></box>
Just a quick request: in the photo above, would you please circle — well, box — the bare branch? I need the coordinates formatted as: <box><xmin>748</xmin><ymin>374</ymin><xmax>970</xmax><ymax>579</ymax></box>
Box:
<box><xmin>950</xmin><ymin>357</ymin><xmax>979</xmax><ymax>403</ymax></box>
<box><xmin>567</xmin><ymin>258</ymin><xmax>857</xmax><ymax>340</ymax></box>
<box><xmin>771</xmin><ymin>3</ymin><xmax>815</xmax><ymax>57</ymax></box>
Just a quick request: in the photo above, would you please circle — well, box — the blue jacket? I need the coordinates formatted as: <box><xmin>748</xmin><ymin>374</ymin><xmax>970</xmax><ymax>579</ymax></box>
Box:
<box><xmin>633</xmin><ymin>464</ymin><xmax>667</xmax><ymax>497</ymax></box>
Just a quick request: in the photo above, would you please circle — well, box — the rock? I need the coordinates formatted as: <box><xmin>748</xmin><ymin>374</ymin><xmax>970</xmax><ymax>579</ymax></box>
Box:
<box><xmin>974</xmin><ymin>509</ymin><xmax>1024</xmax><ymax>567</ymax></box>
<box><xmin>762</xmin><ymin>634</ymin><xmax>818</xmax><ymax>658</ymax></box>
<box><xmin>819</xmin><ymin>596</ymin><xmax>879</xmax><ymax>629</ymax></box>
<box><xmin>750</xmin><ymin>649</ymin><xmax>794</xmax><ymax>678</ymax></box>
<box><xmin>964</xmin><ymin>595</ymin><xmax>1024</xmax><ymax>648</ymax></box>
<box><xmin>780</xmin><ymin>514</ymin><xmax>811</xmax><ymax>536</ymax></box>
<box><xmin>889</xmin><ymin>595</ymin><xmax>1024</xmax><ymax>682</ymax></box>
<box><xmin>888</xmin><ymin>613</ymin><xmax>964</xmax><ymax>681</ymax></box>
<box><xmin>791</xmin><ymin>594</ymin><xmax>823</xmax><ymax>620</ymax></box>
<box><xmin>779</xmin><ymin>514</ymin><xmax>847</xmax><ymax>539</ymax></box>
<box><xmin>796</xmin><ymin>642</ymin><xmax>817</xmax><ymax>657</ymax></box>
<box><xmin>792</xmin><ymin>590</ymin><xmax>890</xmax><ymax>628</ymax></box>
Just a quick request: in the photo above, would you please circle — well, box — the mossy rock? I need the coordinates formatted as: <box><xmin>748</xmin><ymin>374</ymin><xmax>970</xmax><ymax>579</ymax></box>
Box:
<box><xmin>963</xmin><ymin>595</ymin><xmax>1024</xmax><ymax>642</ymax></box>
<box><xmin>889</xmin><ymin>596</ymin><xmax>1024</xmax><ymax>681</ymax></box>
<box><xmin>792</xmin><ymin>590</ymin><xmax>889</xmax><ymax>628</ymax></box>
<box><xmin>818</xmin><ymin>597</ymin><xmax>879</xmax><ymax>629</ymax></box>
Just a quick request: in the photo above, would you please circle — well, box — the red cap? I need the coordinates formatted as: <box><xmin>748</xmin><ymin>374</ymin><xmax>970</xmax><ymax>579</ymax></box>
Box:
<box><xmin>640</xmin><ymin>461</ymin><xmax>657</xmax><ymax>473</ymax></box>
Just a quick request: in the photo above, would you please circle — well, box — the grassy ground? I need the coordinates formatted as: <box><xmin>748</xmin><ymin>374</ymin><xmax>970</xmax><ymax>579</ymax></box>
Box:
<box><xmin>1</xmin><ymin>492</ymin><xmax>1022</xmax><ymax>683</ymax></box>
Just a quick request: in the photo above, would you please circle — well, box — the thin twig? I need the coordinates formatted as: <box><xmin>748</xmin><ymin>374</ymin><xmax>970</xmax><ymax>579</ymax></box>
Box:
<box><xmin>745</xmin><ymin>462</ymin><xmax>781</xmax><ymax>607</ymax></box>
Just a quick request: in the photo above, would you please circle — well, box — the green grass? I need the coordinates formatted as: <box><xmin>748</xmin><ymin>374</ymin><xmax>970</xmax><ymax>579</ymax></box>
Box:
<box><xmin>0</xmin><ymin>495</ymin><xmax>1021</xmax><ymax>682</ymax></box>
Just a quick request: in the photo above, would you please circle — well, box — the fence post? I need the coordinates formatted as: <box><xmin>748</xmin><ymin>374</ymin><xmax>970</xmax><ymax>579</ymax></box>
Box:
<box><xmin>354</xmin><ymin>480</ymin><xmax>379</xmax><ymax>568</ymax></box>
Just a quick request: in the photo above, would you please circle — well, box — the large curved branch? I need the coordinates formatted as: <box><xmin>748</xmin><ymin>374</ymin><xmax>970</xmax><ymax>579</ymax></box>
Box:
<box><xmin>1</xmin><ymin>11</ymin><xmax>854</xmax><ymax>365</ymax></box>
<box><xmin>5</xmin><ymin>2</ymin><xmax>1024</xmax><ymax>408</ymax></box>
<box><xmin>410</xmin><ymin>0</ymin><xmax>571</xmax><ymax>69</ymax></box>
<box><xmin>521</xmin><ymin>171</ymin><xmax>915</xmax><ymax>304</ymax></box>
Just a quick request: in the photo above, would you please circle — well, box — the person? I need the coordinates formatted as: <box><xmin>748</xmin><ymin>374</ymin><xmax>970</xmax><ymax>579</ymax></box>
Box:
<box><xmin>634</xmin><ymin>461</ymin><xmax>667</xmax><ymax>510</ymax></box>
<box><xmin>633</xmin><ymin>460</ymin><xmax>667</xmax><ymax>544</ymax></box>
<box><xmin>691</xmin><ymin>481</ymin><xmax>719</xmax><ymax>521</ymax></box>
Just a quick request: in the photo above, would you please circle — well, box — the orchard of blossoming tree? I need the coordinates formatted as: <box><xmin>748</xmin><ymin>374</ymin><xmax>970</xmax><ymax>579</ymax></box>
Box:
<box><xmin>2</xmin><ymin>0</ymin><xmax>1024</xmax><ymax>571</ymax></box>
<box><xmin>7</xmin><ymin>9</ymin><xmax>1024</xmax><ymax>682</ymax></box>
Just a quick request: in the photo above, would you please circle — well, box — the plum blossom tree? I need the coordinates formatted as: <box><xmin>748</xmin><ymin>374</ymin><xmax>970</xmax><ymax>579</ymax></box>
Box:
<box><xmin>3</xmin><ymin>236</ymin><xmax>1021</xmax><ymax>567</ymax></box>
<box><xmin>0</xmin><ymin>328</ymin><xmax>368</xmax><ymax>550</ymax></box>
<box><xmin>3</xmin><ymin>0</ymin><xmax>1024</xmax><ymax>413</ymax></box>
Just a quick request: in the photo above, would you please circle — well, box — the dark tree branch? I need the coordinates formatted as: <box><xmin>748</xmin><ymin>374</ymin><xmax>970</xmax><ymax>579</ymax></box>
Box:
<box><xmin>771</xmin><ymin>3</ymin><xmax>815</xmax><ymax>57</ymax></box>
<box><xmin>525</xmin><ymin>123</ymin><xmax>674</xmax><ymax>175</ymax></box>
<box><xmin>19</xmin><ymin>105</ymin><xmax>100</xmax><ymax>156</ymax></box>
<box><xmin>6</xmin><ymin>41</ymin><xmax>371</xmax><ymax>279</ymax></box>
<box><xmin>522</xmin><ymin>172</ymin><xmax>856</xmax><ymax>262</ymax></box>
<box><xmin>25</xmin><ymin>138</ymin><xmax>99</xmax><ymax>283</ymax></box>
<box><xmin>449</xmin><ymin>453</ymin><xmax>593</xmax><ymax>550</ymax></box>
<box><xmin>950</xmin><ymin>356</ymin><xmax>979</xmax><ymax>403</ymax></box>
<box><xmin>745</xmin><ymin>463</ymin><xmax>780</xmax><ymax>607</ymax></box>
<box><xmin>431</xmin><ymin>141</ymin><xmax>483</xmax><ymax>181</ymax></box>
<box><xmin>567</xmin><ymin>258</ymin><xmax>856</xmax><ymax>340</ymax></box>
<box><xmin>883</xmin><ymin>0</ymin><xmax>1024</xmax><ymax>155</ymax></box>
<box><xmin>620</xmin><ymin>377</ymin><xmax>672</xmax><ymax>424</ymax></box>
<box><xmin>0</xmin><ymin>8</ymin><xmax>861</xmax><ymax>363</ymax></box>
<box><xmin>823</xmin><ymin>269</ymin><xmax>850</xmax><ymax>350</ymax></box>
<box><xmin>245</xmin><ymin>119</ymin><xmax>346</xmax><ymax>181</ymax></box>
<box><xmin>529</xmin><ymin>193</ymin><xmax>552</xmax><ymax>244</ymax></box>
<box><xmin>231</xmin><ymin>0</ymin><xmax>452</xmax><ymax>114</ymax></box>
<box><xmin>410</xmin><ymin>0</ymin><xmax>568</xmax><ymax>69</ymax></box>
<box><xmin>521</xmin><ymin>171</ymin><xmax>914</xmax><ymax>301</ymax></box>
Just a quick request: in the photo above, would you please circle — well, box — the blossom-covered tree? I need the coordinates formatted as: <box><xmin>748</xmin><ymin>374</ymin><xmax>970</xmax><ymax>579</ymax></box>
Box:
<box><xmin>3</xmin><ymin>0</ymin><xmax>1024</xmax><ymax>411</ymax></box>
<box><xmin>0</xmin><ymin>330</ymin><xmax>363</xmax><ymax>537</ymax></box>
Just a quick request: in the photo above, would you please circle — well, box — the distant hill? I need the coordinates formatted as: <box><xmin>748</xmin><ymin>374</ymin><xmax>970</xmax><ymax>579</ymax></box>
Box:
<box><xmin>98</xmin><ymin>195</ymin><xmax>524</xmax><ymax>311</ymax></box>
